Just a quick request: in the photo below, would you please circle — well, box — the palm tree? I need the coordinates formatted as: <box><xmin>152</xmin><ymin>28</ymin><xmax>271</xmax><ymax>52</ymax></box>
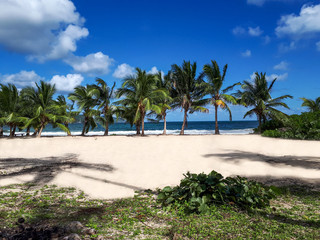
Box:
<box><xmin>300</xmin><ymin>97</ymin><xmax>320</xmax><ymax>112</ymax></box>
<box><xmin>171</xmin><ymin>61</ymin><xmax>208</xmax><ymax>135</ymax></box>
<box><xmin>68</xmin><ymin>85</ymin><xmax>99</xmax><ymax>136</ymax></box>
<box><xmin>149</xmin><ymin>71</ymin><xmax>172</xmax><ymax>135</ymax></box>
<box><xmin>117</xmin><ymin>68</ymin><xmax>168</xmax><ymax>136</ymax></box>
<box><xmin>0</xmin><ymin>84</ymin><xmax>26</xmax><ymax>137</ymax></box>
<box><xmin>23</xmin><ymin>81</ymin><xmax>70</xmax><ymax>138</ymax></box>
<box><xmin>203</xmin><ymin>60</ymin><xmax>240</xmax><ymax>134</ymax></box>
<box><xmin>55</xmin><ymin>95</ymin><xmax>78</xmax><ymax>136</ymax></box>
<box><xmin>236</xmin><ymin>72</ymin><xmax>292</xmax><ymax>133</ymax></box>
<box><xmin>93</xmin><ymin>78</ymin><xmax>116</xmax><ymax>136</ymax></box>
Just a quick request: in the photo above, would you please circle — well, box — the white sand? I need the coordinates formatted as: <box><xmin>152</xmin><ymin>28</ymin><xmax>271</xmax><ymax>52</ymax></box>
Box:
<box><xmin>0</xmin><ymin>135</ymin><xmax>320</xmax><ymax>199</ymax></box>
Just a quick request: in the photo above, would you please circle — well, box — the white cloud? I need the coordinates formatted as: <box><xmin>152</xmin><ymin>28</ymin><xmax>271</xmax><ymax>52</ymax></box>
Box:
<box><xmin>316</xmin><ymin>41</ymin><xmax>320</xmax><ymax>51</ymax></box>
<box><xmin>248</xmin><ymin>26</ymin><xmax>263</xmax><ymax>36</ymax></box>
<box><xmin>232</xmin><ymin>26</ymin><xmax>246</xmax><ymax>35</ymax></box>
<box><xmin>65</xmin><ymin>52</ymin><xmax>114</xmax><ymax>76</ymax></box>
<box><xmin>113</xmin><ymin>64</ymin><xmax>135</xmax><ymax>79</ymax></box>
<box><xmin>50</xmin><ymin>74</ymin><xmax>83</xmax><ymax>92</ymax></box>
<box><xmin>274</xmin><ymin>61</ymin><xmax>289</xmax><ymax>70</ymax></box>
<box><xmin>278</xmin><ymin>41</ymin><xmax>296</xmax><ymax>52</ymax></box>
<box><xmin>263</xmin><ymin>35</ymin><xmax>271</xmax><ymax>44</ymax></box>
<box><xmin>249</xmin><ymin>72</ymin><xmax>288</xmax><ymax>81</ymax></box>
<box><xmin>0</xmin><ymin>70</ymin><xmax>42</xmax><ymax>88</ymax></box>
<box><xmin>276</xmin><ymin>4</ymin><xmax>320</xmax><ymax>37</ymax></box>
<box><xmin>247</xmin><ymin>0</ymin><xmax>266</xmax><ymax>6</ymax></box>
<box><xmin>241</xmin><ymin>50</ymin><xmax>252</xmax><ymax>57</ymax></box>
<box><xmin>0</xmin><ymin>0</ymin><xmax>88</xmax><ymax>61</ymax></box>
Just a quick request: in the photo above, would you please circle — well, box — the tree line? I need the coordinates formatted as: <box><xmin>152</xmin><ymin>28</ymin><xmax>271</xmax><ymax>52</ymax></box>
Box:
<box><xmin>2</xmin><ymin>59</ymin><xmax>315</xmax><ymax>138</ymax></box>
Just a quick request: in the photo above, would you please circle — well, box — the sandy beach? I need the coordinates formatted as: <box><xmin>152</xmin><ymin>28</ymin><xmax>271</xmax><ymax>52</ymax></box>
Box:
<box><xmin>1</xmin><ymin>135</ymin><xmax>320</xmax><ymax>199</ymax></box>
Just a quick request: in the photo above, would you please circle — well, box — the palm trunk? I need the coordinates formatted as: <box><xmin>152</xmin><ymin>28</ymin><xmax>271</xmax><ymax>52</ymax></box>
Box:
<box><xmin>9</xmin><ymin>125</ymin><xmax>13</xmax><ymax>138</ymax></box>
<box><xmin>65</xmin><ymin>123</ymin><xmax>71</xmax><ymax>136</ymax></box>
<box><xmin>136</xmin><ymin>123</ymin><xmax>140</xmax><ymax>135</ymax></box>
<box><xmin>12</xmin><ymin>126</ymin><xmax>16</xmax><ymax>136</ymax></box>
<box><xmin>258</xmin><ymin>115</ymin><xmax>262</xmax><ymax>134</ymax></box>
<box><xmin>163</xmin><ymin>113</ymin><xmax>167</xmax><ymax>135</ymax></box>
<box><xmin>180</xmin><ymin>108</ymin><xmax>188</xmax><ymax>135</ymax></box>
<box><xmin>0</xmin><ymin>125</ymin><xmax>3</xmax><ymax>137</ymax></box>
<box><xmin>37</xmin><ymin>124</ymin><xmax>44</xmax><ymax>138</ymax></box>
<box><xmin>215</xmin><ymin>104</ymin><xmax>220</xmax><ymax>134</ymax></box>
<box><xmin>81</xmin><ymin>117</ymin><xmax>88</xmax><ymax>136</ymax></box>
<box><xmin>104</xmin><ymin>120</ymin><xmax>109</xmax><ymax>136</ymax></box>
<box><xmin>26</xmin><ymin>126</ymin><xmax>31</xmax><ymax>136</ymax></box>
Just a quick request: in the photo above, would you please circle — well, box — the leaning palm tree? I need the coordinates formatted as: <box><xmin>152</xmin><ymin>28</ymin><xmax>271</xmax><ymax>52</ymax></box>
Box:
<box><xmin>203</xmin><ymin>60</ymin><xmax>240</xmax><ymax>134</ymax></box>
<box><xmin>171</xmin><ymin>61</ymin><xmax>208</xmax><ymax>135</ymax></box>
<box><xmin>300</xmin><ymin>97</ymin><xmax>320</xmax><ymax>112</ymax></box>
<box><xmin>23</xmin><ymin>81</ymin><xmax>70</xmax><ymax>137</ymax></box>
<box><xmin>116</xmin><ymin>68</ymin><xmax>168</xmax><ymax>136</ymax></box>
<box><xmin>68</xmin><ymin>85</ymin><xmax>99</xmax><ymax>136</ymax></box>
<box><xmin>0</xmin><ymin>84</ymin><xmax>27</xmax><ymax>137</ymax></box>
<box><xmin>93</xmin><ymin>78</ymin><xmax>116</xmax><ymax>136</ymax></box>
<box><xmin>236</xmin><ymin>72</ymin><xmax>292</xmax><ymax>133</ymax></box>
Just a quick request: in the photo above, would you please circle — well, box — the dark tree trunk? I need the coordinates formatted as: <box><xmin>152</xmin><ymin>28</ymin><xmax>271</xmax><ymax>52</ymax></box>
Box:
<box><xmin>26</xmin><ymin>126</ymin><xmax>31</xmax><ymax>136</ymax></box>
<box><xmin>0</xmin><ymin>125</ymin><xmax>3</xmax><ymax>137</ymax></box>
<box><xmin>180</xmin><ymin>108</ymin><xmax>188</xmax><ymax>135</ymax></box>
<box><xmin>104</xmin><ymin>120</ymin><xmax>109</xmax><ymax>136</ymax></box>
<box><xmin>163</xmin><ymin>112</ymin><xmax>167</xmax><ymax>135</ymax></box>
<box><xmin>136</xmin><ymin>123</ymin><xmax>140</xmax><ymax>135</ymax></box>
<box><xmin>258</xmin><ymin>115</ymin><xmax>262</xmax><ymax>134</ymax></box>
<box><xmin>9</xmin><ymin>125</ymin><xmax>13</xmax><ymax>138</ymax></box>
<box><xmin>12</xmin><ymin>126</ymin><xmax>16</xmax><ymax>136</ymax></box>
<box><xmin>81</xmin><ymin>117</ymin><xmax>88</xmax><ymax>136</ymax></box>
<box><xmin>215</xmin><ymin>104</ymin><xmax>220</xmax><ymax>134</ymax></box>
<box><xmin>141</xmin><ymin>111</ymin><xmax>145</xmax><ymax>136</ymax></box>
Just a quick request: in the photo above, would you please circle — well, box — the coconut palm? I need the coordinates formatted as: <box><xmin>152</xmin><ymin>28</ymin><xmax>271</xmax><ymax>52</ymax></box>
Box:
<box><xmin>300</xmin><ymin>97</ymin><xmax>320</xmax><ymax>112</ymax></box>
<box><xmin>236</xmin><ymin>72</ymin><xmax>292</xmax><ymax>133</ymax></box>
<box><xmin>93</xmin><ymin>78</ymin><xmax>116</xmax><ymax>136</ymax></box>
<box><xmin>68</xmin><ymin>85</ymin><xmax>99</xmax><ymax>136</ymax></box>
<box><xmin>203</xmin><ymin>60</ymin><xmax>240</xmax><ymax>134</ymax></box>
<box><xmin>171</xmin><ymin>61</ymin><xmax>208</xmax><ymax>135</ymax></box>
<box><xmin>117</xmin><ymin>68</ymin><xmax>168</xmax><ymax>136</ymax></box>
<box><xmin>23</xmin><ymin>81</ymin><xmax>70</xmax><ymax>137</ymax></box>
<box><xmin>55</xmin><ymin>95</ymin><xmax>78</xmax><ymax>136</ymax></box>
<box><xmin>23</xmin><ymin>81</ymin><xmax>70</xmax><ymax>138</ymax></box>
<box><xmin>0</xmin><ymin>84</ymin><xmax>26</xmax><ymax>137</ymax></box>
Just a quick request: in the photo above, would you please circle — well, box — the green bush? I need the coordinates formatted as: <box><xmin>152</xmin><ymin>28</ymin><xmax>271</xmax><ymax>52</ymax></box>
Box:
<box><xmin>262</xmin><ymin>111</ymin><xmax>320</xmax><ymax>140</ymax></box>
<box><xmin>157</xmin><ymin>171</ymin><xmax>275</xmax><ymax>213</ymax></box>
<box><xmin>254</xmin><ymin>119</ymin><xmax>284</xmax><ymax>134</ymax></box>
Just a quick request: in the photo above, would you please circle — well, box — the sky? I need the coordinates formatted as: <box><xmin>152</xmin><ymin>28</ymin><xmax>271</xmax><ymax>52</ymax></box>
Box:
<box><xmin>0</xmin><ymin>0</ymin><xmax>319</xmax><ymax>121</ymax></box>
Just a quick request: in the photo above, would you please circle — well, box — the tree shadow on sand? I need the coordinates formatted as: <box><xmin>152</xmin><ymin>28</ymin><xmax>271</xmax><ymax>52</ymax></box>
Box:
<box><xmin>0</xmin><ymin>154</ymin><xmax>115</xmax><ymax>187</ymax></box>
<box><xmin>203</xmin><ymin>150</ymin><xmax>320</xmax><ymax>170</ymax></box>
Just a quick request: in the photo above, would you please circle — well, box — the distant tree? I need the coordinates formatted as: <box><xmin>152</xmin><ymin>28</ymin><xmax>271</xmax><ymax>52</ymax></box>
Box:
<box><xmin>203</xmin><ymin>60</ymin><xmax>240</xmax><ymax>134</ymax></box>
<box><xmin>236</xmin><ymin>72</ymin><xmax>292</xmax><ymax>133</ymax></box>
<box><xmin>171</xmin><ymin>61</ymin><xmax>208</xmax><ymax>135</ymax></box>
<box><xmin>117</xmin><ymin>68</ymin><xmax>168</xmax><ymax>136</ymax></box>
<box><xmin>68</xmin><ymin>85</ymin><xmax>99</xmax><ymax>136</ymax></box>
<box><xmin>300</xmin><ymin>97</ymin><xmax>320</xmax><ymax>112</ymax></box>
<box><xmin>93</xmin><ymin>78</ymin><xmax>116</xmax><ymax>136</ymax></box>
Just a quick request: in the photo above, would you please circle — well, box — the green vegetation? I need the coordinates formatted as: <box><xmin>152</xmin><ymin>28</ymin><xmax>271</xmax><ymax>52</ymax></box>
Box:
<box><xmin>1</xmin><ymin>183</ymin><xmax>319</xmax><ymax>239</ymax></box>
<box><xmin>157</xmin><ymin>171</ymin><xmax>275</xmax><ymax>213</ymax></box>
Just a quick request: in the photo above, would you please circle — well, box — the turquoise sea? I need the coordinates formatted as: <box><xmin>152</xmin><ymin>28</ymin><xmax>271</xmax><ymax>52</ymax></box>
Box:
<box><xmin>5</xmin><ymin>121</ymin><xmax>259</xmax><ymax>136</ymax></box>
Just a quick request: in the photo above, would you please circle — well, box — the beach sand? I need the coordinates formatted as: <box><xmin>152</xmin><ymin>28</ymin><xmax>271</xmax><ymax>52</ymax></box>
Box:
<box><xmin>1</xmin><ymin>135</ymin><xmax>320</xmax><ymax>199</ymax></box>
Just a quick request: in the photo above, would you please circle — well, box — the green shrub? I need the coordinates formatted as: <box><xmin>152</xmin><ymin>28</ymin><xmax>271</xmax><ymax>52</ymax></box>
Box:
<box><xmin>157</xmin><ymin>171</ymin><xmax>275</xmax><ymax>213</ymax></box>
<box><xmin>254</xmin><ymin>119</ymin><xmax>284</xmax><ymax>134</ymax></box>
<box><xmin>262</xmin><ymin>129</ymin><xmax>281</xmax><ymax>138</ymax></box>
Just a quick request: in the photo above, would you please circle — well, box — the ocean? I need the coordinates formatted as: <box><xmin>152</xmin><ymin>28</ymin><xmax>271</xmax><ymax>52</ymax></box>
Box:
<box><xmin>3</xmin><ymin>121</ymin><xmax>258</xmax><ymax>136</ymax></box>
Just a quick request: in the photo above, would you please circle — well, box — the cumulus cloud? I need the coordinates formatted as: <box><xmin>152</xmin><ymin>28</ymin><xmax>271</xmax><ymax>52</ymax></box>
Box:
<box><xmin>276</xmin><ymin>4</ymin><xmax>320</xmax><ymax>37</ymax></box>
<box><xmin>113</xmin><ymin>64</ymin><xmax>135</xmax><ymax>79</ymax></box>
<box><xmin>274</xmin><ymin>61</ymin><xmax>289</xmax><ymax>70</ymax></box>
<box><xmin>241</xmin><ymin>50</ymin><xmax>252</xmax><ymax>57</ymax></box>
<box><xmin>0</xmin><ymin>70</ymin><xmax>42</xmax><ymax>88</ymax></box>
<box><xmin>278</xmin><ymin>41</ymin><xmax>297</xmax><ymax>52</ymax></box>
<box><xmin>232</xmin><ymin>26</ymin><xmax>246</xmax><ymax>35</ymax></box>
<box><xmin>0</xmin><ymin>0</ymin><xmax>88</xmax><ymax>61</ymax></box>
<box><xmin>50</xmin><ymin>74</ymin><xmax>83</xmax><ymax>92</ymax></box>
<box><xmin>65</xmin><ymin>52</ymin><xmax>114</xmax><ymax>76</ymax></box>
<box><xmin>248</xmin><ymin>26</ymin><xmax>263</xmax><ymax>36</ymax></box>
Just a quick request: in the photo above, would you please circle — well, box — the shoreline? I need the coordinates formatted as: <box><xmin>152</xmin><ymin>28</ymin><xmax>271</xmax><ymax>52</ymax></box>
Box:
<box><xmin>1</xmin><ymin>135</ymin><xmax>319</xmax><ymax>199</ymax></box>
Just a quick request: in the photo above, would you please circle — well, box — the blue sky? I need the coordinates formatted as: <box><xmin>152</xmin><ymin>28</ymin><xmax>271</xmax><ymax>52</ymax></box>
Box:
<box><xmin>0</xmin><ymin>0</ymin><xmax>319</xmax><ymax>121</ymax></box>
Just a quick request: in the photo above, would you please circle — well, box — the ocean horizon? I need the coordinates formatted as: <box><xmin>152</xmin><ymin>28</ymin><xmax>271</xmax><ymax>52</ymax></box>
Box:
<box><xmin>3</xmin><ymin>120</ymin><xmax>259</xmax><ymax>136</ymax></box>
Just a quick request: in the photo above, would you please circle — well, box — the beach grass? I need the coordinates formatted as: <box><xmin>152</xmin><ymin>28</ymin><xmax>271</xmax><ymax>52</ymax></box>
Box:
<box><xmin>0</xmin><ymin>184</ymin><xmax>319</xmax><ymax>239</ymax></box>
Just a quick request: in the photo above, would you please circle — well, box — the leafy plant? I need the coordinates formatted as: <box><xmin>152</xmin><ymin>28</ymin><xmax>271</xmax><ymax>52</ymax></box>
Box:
<box><xmin>157</xmin><ymin>170</ymin><xmax>275</xmax><ymax>213</ymax></box>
